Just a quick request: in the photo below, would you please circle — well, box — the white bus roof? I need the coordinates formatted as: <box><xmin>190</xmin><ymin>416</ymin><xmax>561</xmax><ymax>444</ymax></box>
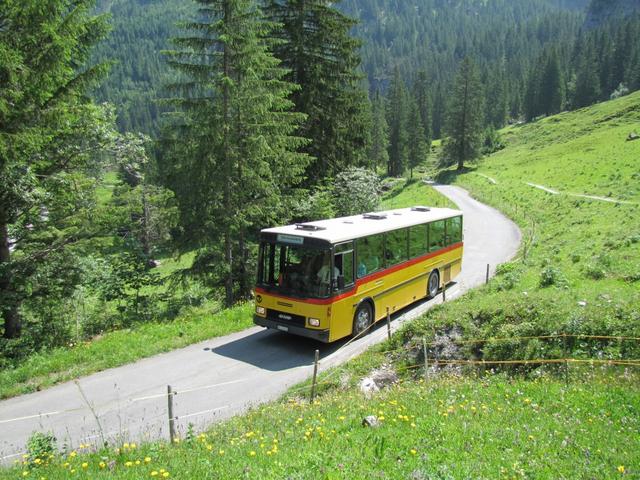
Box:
<box><xmin>262</xmin><ymin>207</ymin><xmax>463</xmax><ymax>245</ymax></box>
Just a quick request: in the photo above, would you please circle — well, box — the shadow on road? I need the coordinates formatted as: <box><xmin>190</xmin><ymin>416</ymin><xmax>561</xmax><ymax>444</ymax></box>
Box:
<box><xmin>209</xmin><ymin>283</ymin><xmax>456</xmax><ymax>371</ymax></box>
<box><xmin>207</xmin><ymin>328</ymin><xmax>346</xmax><ymax>371</ymax></box>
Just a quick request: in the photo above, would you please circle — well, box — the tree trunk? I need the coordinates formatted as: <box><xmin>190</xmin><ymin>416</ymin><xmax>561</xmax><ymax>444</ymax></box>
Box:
<box><xmin>0</xmin><ymin>221</ymin><xmax>21</xmax><ymax>338</ymax></box>
<box><xmin>141</xmin><ymin>183</ymin><xmax>151</xmax><ymax>257</ymax></box>
<box><xmin>222</xmin><ymin>0</ymin><xmax>234</xmax><ymax>308</ymax></box>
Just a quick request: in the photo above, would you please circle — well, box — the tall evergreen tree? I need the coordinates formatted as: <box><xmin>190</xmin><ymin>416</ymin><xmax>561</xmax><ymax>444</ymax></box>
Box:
<box><xmin>267</xmin><ymin>0</ymin><xmax>370</xmax><ymax>183</ymax></box>
<box><xmin>386</xmin><ymin>68</ymin><xmax>408</xmax><ymax>177</ymax></box>
<box><xmin>442</xmin><ymin>57</ymin><xmax>484</xmax><ymax>171</ymax></box>
<box><xmin>574</xmin><ymin>45</ymin><xmax>601</xmax><ymax>108</ymax></box>
<box><xmin>162</xmin><ymin>0</ymin><xmax>309</xmax><ymax>306</ymax></box>
<box><xmin>406</xmin><ymin>98</ymin><xmax>428</xmax><ymax>179</ymax></box>
<box><xmin>368</xmin><ymin>90</ymin><xmax>389</xmax><ymax>173</ymax></box>
<box><xmin>485</xmin><ymin>63</ymin><xmax>509</xmax><ymax>128</ymax></box>
<box><xmin>413</xmin><ymin>71</ymin><xmax>433</xmax><ymax>148</ymax></box>
<box><xmin>0</xmin><ymin>0</ymin><xmax>112</xmax><ymax>339</ymax></box>
<box><xmin>540</xmin><ymin>49</ymin><xmax>565</xmax><ymax>115</ymax></box>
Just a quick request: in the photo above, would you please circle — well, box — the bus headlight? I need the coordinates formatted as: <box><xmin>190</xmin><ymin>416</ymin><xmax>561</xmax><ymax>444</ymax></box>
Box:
<box><xmin>256</xmin><ymin>306</ymin><xmax>266</xmax><ymax>316</ymax></box>
<box><xmin>308</xmin><ymin>318</ymin><xmax>320</xmax><ymax>327</ymax></box>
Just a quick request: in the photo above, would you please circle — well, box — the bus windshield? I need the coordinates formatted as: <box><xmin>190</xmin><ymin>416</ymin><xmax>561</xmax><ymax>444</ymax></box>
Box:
<box><xmin>258</xmin><ymin>242</ymin><xmax>336</xmax><ymax>299</ymax></box>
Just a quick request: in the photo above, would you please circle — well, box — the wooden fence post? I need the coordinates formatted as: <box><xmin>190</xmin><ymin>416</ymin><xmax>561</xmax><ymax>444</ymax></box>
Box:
<box><xmin>167</xmin><ymin>385</ymin><xmax>176</xmax><ymax>444</ymax></box>
<box><xmin>310</xmin><ymin>349</ymin><xmax>319</xmax><ymax>403</ymax></box>
<box><xmin>423</xmin><ymin>338</ymin><xmax>429</xmax><ymax>381</ymax></box>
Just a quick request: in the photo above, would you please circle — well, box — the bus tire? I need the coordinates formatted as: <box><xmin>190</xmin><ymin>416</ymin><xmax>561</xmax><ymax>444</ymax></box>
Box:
<box><xmin>427</xmin><ymin>270</ymin><xmax>440</xmax><ymax>299</ymax></box>
<box><xmin>352</xmin><ymin>302</ymin><xmax>373</xmax><ymax>338</ymax></box>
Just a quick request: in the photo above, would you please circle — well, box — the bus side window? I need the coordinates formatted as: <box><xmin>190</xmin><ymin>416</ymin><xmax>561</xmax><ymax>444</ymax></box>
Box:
<box><xmin>335</xmin><ymin>242</ymin><xmax>355</xmax><ymax>287</ymax></box>
<box><xmin>409</xmin><ymin>224</ymin><xmax>428</xmax><ymax>258</ymax></box>
<box><xmin>429</xmin><ymin>220</ymin><xmax>445</xmax><ymax>252</ymax></box>
<box><xmin>356</xmin><ymin>234</ymin><xmax>383</xmax><ymax>278</ymax></box>
<box><xmin>446</xmin><ymin>216</ymin><xmax>462</xmax><ymax>244</ymax></box>
<box><xmin>385</xmin><ymin>228</ymin><xmax>408</xmax><ymax>266</ymax></box>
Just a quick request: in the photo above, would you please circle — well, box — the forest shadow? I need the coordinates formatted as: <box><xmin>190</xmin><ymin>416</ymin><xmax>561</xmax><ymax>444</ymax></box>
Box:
<box><xmin>434</xmin><ymin>166</ymin><xmax>476</xmax><ymax>185</ymax></box>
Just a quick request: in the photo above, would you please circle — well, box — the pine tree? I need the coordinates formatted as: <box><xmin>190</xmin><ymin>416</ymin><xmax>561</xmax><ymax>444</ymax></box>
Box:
<box><xmin>485</xmin><ymin>64</ymin><xmax>509</xmax><ymax>128</ymax></box>
<box><xmin>162</xmin><ymin>0</ymin><xmax>309</xmax><ymax>306</ymax></box>
<box><xmin>407</xmin><ymin>98</ymin><xmax>428</xmax><ymax>179</ymax></box>
<box><xmin>386</xmin><ymin>68</ymin><xmax>408</xmax><ymax>177</ymax></box>
<box><xmin>413</xmin><ymin>71</ymin><xmax>433</xmax><ymax>148</ymax></box>
<box><xmin>574</xmin><ymin>45</ymin><xmax>601</xmax><ymax>108</ymax></box>
<box><xmin>0</xmin><ymin>0</ymin><xmax>112</xmax><ymax>339</ymax></box>
<box><xmin>443</xmin><ymin>57</ymin><xmax>484</xmax><ymax>171</ymax></box>
<box><xmin>267</xmin><ymin>0</ymin><xmax>370</xmax><ymax>183</ymax></box>
<box><xmin>540</xmin><ymin>49</ymin><xmax>565</xmax><ymax>116</ymax></box>
<box><xmin>368</xmin><ymin>90</ymin><xmax>389</xmax><ymax>173</ymax></box>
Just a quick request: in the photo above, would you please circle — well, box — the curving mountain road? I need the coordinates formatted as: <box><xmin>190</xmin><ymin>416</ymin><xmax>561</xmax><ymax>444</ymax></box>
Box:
<box><xmin>0</xmin><ymin>185</ymin><xmax>520</xmax><ymax>462</ymax></box>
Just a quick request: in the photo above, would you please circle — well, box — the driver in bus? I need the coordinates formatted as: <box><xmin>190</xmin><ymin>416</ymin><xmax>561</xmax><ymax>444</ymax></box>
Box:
<box><xmin>316</xmin><ymin>251</ymin><xmax>339</xmax><ymax>286</ymax></box>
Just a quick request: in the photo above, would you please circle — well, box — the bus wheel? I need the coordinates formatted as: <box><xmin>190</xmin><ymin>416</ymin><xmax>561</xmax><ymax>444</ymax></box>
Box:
<box><xmin>427</xmin><ymin>270</ymin><xmax>440</xmax><ymax>299</ymax></box>
<box><xmin>353</xmin><ymin>303</ymin><xmax>373</xmax><ymax>337</ymax></box>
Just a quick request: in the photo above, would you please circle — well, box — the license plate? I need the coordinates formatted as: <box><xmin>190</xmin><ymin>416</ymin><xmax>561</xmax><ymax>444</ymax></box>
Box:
<box><xmin>277</xmin><ymin>325</ymin><xmax>289</xmax><ymax>332</ymax></box>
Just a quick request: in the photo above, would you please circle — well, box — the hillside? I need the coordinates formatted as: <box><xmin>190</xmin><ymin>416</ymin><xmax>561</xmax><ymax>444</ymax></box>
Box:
<box><xmin>6</xmin><ymin>87</ymin><xmax>639</xmax><ymax>480</ymax></box>
<box><xmin>91</xmin><ymin>0</ymin><xmax>586</xmax><ymax>134</ymax></box>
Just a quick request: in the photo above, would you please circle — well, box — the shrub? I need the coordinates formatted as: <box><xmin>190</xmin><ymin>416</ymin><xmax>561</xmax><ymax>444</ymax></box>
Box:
<box><xmin>539</xmin><ymin>265</ymin><xmax>567</xmax><ymax>288</ymax></box>
<box><xmin>332</xmin><ymin>167</ymin><xmax>380</xmax><ymax>216</ymax></box>
<box><xmin>26</xmin><ymin>431</ymin><xmax>56</xmax><ymax>463</ymax></box>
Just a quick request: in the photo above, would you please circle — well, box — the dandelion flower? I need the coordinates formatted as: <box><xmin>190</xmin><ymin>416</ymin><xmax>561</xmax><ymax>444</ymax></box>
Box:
<box><xmin>618</xmin><ymin>466</ymin><xmax>625</xmax><ymax>474</ymax></box>
<box><xmin>162</xmin><ymin>473</ymin><xmax>170</xmax><ymax>478</ymax></box>
<box><xmin>81</xmin><ymin>462</ymin><xmax>88</xmax><ymax>469</ymax></box>
<box><xmin>145</xmin><ymin>457</ymin><xmax>151</xmax><ymax>463</ymax></box>
<box><xmin>151</xmin><ymin>472</ymin><xmax>158</xmax><ymax>477</ymax></box>
<box><xmin>249</xmin><ymin>451</ymin><xmax>256</xmax><ymax>457</ymax></box>
<box><xmin>410</xmin><ymin>449</ymin><xmax>417</xmax><ymax>455</ymax></box>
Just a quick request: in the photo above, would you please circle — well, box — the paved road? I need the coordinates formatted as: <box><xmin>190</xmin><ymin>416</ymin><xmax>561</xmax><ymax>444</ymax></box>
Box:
<box><xmin>0</xmin><ymin>185</ymin><xmax>520</xmax><ymax>462</ymax></box>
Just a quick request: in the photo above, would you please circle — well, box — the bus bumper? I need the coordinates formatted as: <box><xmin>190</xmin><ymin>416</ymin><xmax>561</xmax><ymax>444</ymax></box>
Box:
<box><xmin>254</xmin><ymin>315</ymin><xmax>330</xmax><ymax>343</ymax></box>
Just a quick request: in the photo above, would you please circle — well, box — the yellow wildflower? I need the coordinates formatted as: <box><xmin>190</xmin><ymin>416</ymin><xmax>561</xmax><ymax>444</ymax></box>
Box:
<box><xmin>81</xmin><ymin>462</ymin><xmax>88</xmax><ymax>469</ymax></box>
<box><xmin>162</xmin><ymin>472</ymin><xmax>170</xmax><ymax>478</ymax></box>
<box><xmin>145</xmin><ymin>457</ymin><xmax>152</xmax><ymax>463</ymax></box>
<box><xmin>618</xmin><ymin>466</ymin><xmax>625</xmax><ymax>474</ymax></box>
<box><xmin>151</xmin><ymin>472</ymin><xmax>158</xmax><ymax>477</ymax></box>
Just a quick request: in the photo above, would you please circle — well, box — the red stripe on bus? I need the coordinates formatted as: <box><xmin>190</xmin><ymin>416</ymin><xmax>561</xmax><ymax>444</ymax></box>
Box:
<box><xmin>255</xmin><ymin>242</ymin><xmax>463</xmax><ymax>306</ymax></box>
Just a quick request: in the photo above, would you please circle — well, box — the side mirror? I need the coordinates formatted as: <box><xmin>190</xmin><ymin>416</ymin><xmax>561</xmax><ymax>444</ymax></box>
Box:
<box><xmin>337</xmin><ymin>275</ymin><xmax>345</xmax><ymax>290</ymax></box>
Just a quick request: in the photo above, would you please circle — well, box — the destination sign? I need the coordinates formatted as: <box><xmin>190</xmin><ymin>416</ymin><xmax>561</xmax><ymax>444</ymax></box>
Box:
<box><xmin>277</xmin><ymin>234</ymin><xmax>304</xmax><ymax>245</ymax></box>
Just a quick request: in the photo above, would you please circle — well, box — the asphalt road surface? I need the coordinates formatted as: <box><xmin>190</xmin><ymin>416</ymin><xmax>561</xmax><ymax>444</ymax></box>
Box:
<box><xmin>0</xmin><ymin>185</ymin><xmax>521</xmax><ymax>462</ymax></box>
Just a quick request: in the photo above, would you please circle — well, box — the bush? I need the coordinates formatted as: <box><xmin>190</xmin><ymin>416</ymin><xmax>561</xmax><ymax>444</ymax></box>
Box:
<box><xmin>539</xmin><ymin>265</ymin><xmax>567</xmax><ymax>288</ymax></box>
<box><xmin>332</xmin><ymin>167</ymin><xmax>380</xmax><ymax>216</ymax></box>
<box><xmin>26</xmin><ymin>431</ymin><xmax>56</xmax><ymax>463</ymax></box>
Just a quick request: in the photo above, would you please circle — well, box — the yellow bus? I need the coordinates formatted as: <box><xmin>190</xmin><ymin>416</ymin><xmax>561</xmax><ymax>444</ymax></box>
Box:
<box><xmin>254</xmin><ymin>206</ymin><xmax>463</xmax><ymax>342</ymax></box>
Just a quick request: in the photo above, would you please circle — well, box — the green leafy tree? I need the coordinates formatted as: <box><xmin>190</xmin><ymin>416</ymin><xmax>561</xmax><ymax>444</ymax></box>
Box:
<box><xmin>442</xmin><ymin>57</ymin><xmax>484</xmax><ymax>171</ymax></box>
<box><xmin>0</xmin><ymin>0</ymin><xmax>113</xmax><ymax>339</ymax></box>
<box><xmin>162</xmin><ymin>0</ymin><xmax>309</xmax><ymax>306</ymax></box>
<box><xmin>267</xmin><ymin>0</ymin><xmax>371</xmax><ymax>183</ymax></box>
<box><xmin>332</xmin><ymin>167</ymin><xmax>380</xmax><ymax>216</ymax></box>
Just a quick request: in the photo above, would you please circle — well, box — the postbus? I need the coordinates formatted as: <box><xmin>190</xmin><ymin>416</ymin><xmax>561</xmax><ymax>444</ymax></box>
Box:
<box><xmin>253</xmin><ymin>206</ymin><xmax>463</xmax><ymax>343</ymax></box>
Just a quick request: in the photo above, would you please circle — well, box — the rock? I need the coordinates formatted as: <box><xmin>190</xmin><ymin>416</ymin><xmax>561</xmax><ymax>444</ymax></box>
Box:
<box><xmin>578</xmin><ymin>301</ymin><xmax>587</xmax><ymax>307</ymax></box>
<box><xmin>371</xmin><ymin>367</ymin><xmax>398</xmax><ymax>388</ymax></box>
<box><xmin>627</xmin><ymin>132</ymin><xmax>639</xmax><ymax>141</ymax></box>
<box><xmin>359</xmin><ymin>377</ymin><xmax>379</xmax><ymax>397</ymax></box>
<box><xmin>362</xmin><ymin>415</ymin><xmax>380</xmax><ymax>428</ymax></box>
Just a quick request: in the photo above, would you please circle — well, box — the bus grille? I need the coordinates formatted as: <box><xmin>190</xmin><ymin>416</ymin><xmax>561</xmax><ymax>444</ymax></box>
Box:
<box><xmin>266</xmin><ymin>309</ymin><xmax>306</xmax><ymax>328</ymax></box>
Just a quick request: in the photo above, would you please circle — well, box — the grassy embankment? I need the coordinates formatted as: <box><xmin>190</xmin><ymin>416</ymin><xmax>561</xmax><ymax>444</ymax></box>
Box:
<box><xmin>4</xmin><ymin>93</ymin><xmax>640</xmax><ymax>478</ymax></box>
